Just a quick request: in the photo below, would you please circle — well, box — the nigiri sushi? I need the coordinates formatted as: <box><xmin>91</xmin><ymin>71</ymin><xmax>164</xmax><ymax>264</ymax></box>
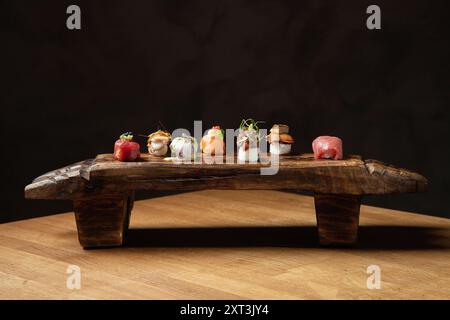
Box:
<box><xmin>170</xmin><ymin>134</ymin><xmax>198</xmax><ymax>160</ymax></box>
<box><xmin>237</xmin><ymin>119</ymin><xmax>262</xmax><ymax>162</ymax></box>
<box><xmin>266</xmin><ymin>124</ymin><xmax>295</xmax><ymax>155</ymax></box>
<box><xmin>312</xmin><ymin>136</ymin><xmax>343</xmax><ymax>160</ymax></box>
<box><xmin>147</xmin><ymin>130</ymin><xmax>171</xmax><ymax>157</ymax></box>
<box><xmin>114</xmin><ymin>132</ymin><xmax>140</xmax><ymax>162</ymax></box>
<box><xmin>201</xmin><ymin>126</ymin><xmax>225</xmax><ymax>156</ymax></box>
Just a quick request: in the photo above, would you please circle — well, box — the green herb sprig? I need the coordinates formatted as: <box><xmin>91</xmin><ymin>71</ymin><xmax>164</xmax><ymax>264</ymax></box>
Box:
<box><xmin>239</xmin><ymin>119</ymin><xmax>264</xmax><ymax>132</ymax></box>
<box><xmin>119</xmin><ymin>132</ymin><xmax>134</xmax><ymax>141</ymax></box>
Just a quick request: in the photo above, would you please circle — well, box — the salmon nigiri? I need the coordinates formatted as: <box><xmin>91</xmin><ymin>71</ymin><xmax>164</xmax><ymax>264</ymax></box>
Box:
<box><xmin>201</xmin><ymin>126</ymin><xmax>225</xmax><ymax>156</ymax></box>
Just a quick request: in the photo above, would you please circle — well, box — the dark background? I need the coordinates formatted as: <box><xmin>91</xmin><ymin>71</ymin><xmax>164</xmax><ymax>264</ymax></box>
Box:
<box><xmin>1</xmin><ymin>0</ymin><xmax>449</xmax><ymax>223</ymax></box>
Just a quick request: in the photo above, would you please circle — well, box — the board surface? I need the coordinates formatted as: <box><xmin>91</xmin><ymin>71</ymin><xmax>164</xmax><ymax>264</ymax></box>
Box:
<box><xmin>23</xmin><ymin>155</ymin><xmax>429</xmax><ymax>248</ymax></box>
<box><xmin>25</xmin><ymin>154</ymin><xmax>427</xmax><ymax>199</ymax></box>
<box><xmin>25</xmin><ymin>153</ymin><xmax>427</xmax><ymax>200</ymax></box>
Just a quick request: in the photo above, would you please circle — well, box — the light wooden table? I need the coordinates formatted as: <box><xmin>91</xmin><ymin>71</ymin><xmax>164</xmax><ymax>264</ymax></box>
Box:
<box><xmin>1</xmin><ymin>190</ymin><xmax>449</xmax><ymax>299</ymax></box>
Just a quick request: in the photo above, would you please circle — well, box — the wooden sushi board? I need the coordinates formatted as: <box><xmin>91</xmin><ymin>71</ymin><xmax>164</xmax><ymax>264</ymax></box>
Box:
<box><xmin>25</xmin><ymin>153</ymin><xmax>427</xmax><ymax>248</ymax></box>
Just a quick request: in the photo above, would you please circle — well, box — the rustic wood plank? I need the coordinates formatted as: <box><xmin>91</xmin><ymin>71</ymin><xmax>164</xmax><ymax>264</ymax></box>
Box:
<box><xmin>24</xmin><ymin>153</ymin><xmax>427</xmax><ymax>199</ymax></box>
<box><xmin>23</xmin><ymin>154</ymin><xmax>428</xmax><ymax>247</ymax></box>
<box><xmin>24</xmin><ymin>161</ymin><xmax>89</xmax><ymax>200</ymax></box>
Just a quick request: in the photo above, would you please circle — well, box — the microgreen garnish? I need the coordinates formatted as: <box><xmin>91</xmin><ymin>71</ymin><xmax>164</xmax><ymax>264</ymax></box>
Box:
<box><xmin>239</xmin><ymin>119</ymin><xmax>264</xmax><ymax>132</ymax></box>
<box><xmin>119</xmin><ymin>132</ymin><xmax>134</xmax><ymax>141</ymax></box>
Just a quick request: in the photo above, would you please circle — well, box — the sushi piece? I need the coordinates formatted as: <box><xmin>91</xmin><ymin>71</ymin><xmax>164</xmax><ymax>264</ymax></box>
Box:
<box><xmin>266</xmin><ymin>124</ymin><xmax>295</xmax><ymax>155</ymax></box>
<box><xmin>114</xmin><ymin>132</ymin><xmax>140</xmax><ymax>162</ymax></box>
<box><xmin>201</xmin><ymin>125</ymin><xmax>225</xmax><ymax>156</ymax></box>
<box><xmin>312</xmin><ymin>136</ymin><xmax>343</xmax><ymax>160</ymax></box>
<box><xmin>237</xmin><ymin>119</ymin><xmax>262</xmax><ymax>162</ymax></box>
<box><xmin>170</xmin><ymin>134</ymin><xmax>198</xmax><ymax>160</ymax></box>
<box><xmin>147</xmin><ymin>130</ymin><xmax>171</xmax><ymax>157</ymax></box>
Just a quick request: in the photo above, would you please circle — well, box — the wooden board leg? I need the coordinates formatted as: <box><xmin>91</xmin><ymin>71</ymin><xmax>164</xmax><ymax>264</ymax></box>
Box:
<box><xmin>73</xmin><ymin>192</ymin><xmax>134</xmax><ymax>248</ymax></box>
<box><xmin>314</xmin><ymin>194</ymin><xmax>361</xmax><ymax>246</ymax></box>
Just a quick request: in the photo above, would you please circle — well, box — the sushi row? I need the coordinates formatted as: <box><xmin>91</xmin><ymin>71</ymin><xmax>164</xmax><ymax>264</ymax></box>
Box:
<box><xmin>113</xmin><ymin>119</ymin><xmax>343</xmax><ymax>162</ymax></box>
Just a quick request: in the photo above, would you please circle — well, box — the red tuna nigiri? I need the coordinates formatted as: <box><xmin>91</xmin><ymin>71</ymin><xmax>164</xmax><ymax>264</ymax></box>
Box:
<box><xmin>114</xmin><ymin>132</ymin><xmax>140</xmax><ymax>162</ymax></box>
<box><xmin>312</xmin><ymin>136</ymin><xmax>343</xmax><ymax>160</ymax></box>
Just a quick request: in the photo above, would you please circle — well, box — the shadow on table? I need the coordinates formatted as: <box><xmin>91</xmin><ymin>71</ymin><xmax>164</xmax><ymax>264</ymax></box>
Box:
<box><xmin>123</xmin><ymin>226</ymin><xmax>450</xmax><ymax>250</ymax></box>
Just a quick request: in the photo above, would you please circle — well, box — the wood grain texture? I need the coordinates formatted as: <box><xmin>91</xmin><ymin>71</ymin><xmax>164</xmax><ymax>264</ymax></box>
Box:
<box><xmin>315</xmin><ymin>194</ymin><xmax>361</xmax><ymax>245</ymax></box>
<box><xmin>2</xmin><ymin>190</ymin><xmax>450</xmax><ymax>299</ymax></box>
<box><xmin>24</xmin><ymin>161</ymin><xmax>89</xmax><ymax>200</ymax></box>
<box><xmin>24</xmin><ymin>153</ymin><xmax>427</xmax><ymax>199</ymax></box>
<box><xmin>73</xmin><ymin>192</ymin><xmax>134</xmax><ymax>248</ymax></box>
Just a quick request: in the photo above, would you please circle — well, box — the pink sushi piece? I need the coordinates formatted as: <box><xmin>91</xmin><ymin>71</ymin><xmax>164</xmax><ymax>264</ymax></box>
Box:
<box><xmin>312</xmin><ymin>136</ymin><xmax>343</xmax><ymax>160</ymax></box>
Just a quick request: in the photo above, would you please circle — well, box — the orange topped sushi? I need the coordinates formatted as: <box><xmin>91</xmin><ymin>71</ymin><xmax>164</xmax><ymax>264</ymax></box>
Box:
<box><xmin>201</xmin><ymin>126</ymin><xmax>225</xmax><ymax>156</ymax></box>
